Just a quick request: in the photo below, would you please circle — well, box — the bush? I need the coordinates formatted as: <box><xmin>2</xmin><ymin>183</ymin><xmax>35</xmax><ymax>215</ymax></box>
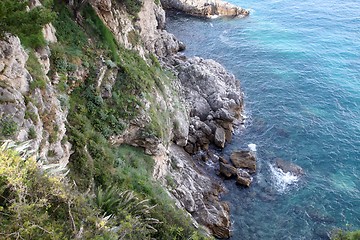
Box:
<box><xmin>0</xmin><ymin>0</ymin><xmax>54</xmax><ymax>48</ymax></box>
<box><xmin>26</xmin><ymin>50</ymin><xmax>47</xmax><ymax>90</ymax></box>
<box><xmin>332</xmin><ymin>230</ymin><xmax>360</xmax><ymax>240</ymax></box>
<box><xmin>0</xmin><ymin>119</ymin><xmax>18</xmax><ymax>137</ymax></box>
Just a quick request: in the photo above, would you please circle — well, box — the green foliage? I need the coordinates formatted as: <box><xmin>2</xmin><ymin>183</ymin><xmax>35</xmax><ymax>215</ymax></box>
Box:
<box><xmin>127</xmin><ymin>30</ymin><xmax>140</xmax><ymax>46</ymax></box>
<box><xmin>28</xmin><ymin>127</ymin><xmax>37</xmax><ymax>139</ymax></box>
<box><xmin>332</xmin><ymin>230</ymin><xmax>360</xmax><ymax>240</ymax></box>
<box><xmin>26</xmin><ymin>50</ymin><xmax>47</xmax><ymax>91</ymax></box>
<box><xmin>0</xmin><ymin>0</ymin><xmax>54</xmax><ymax>48</ymax></box>
<box><xmin>0</xmin><ymin>118</ymin><xmax>18</xmax><ymax>137</ymax></box>
<box><xmin>82</xmin><ymin>4</ymin><xmax>120</xmax><ymax>62</ymax></box>
<box><xmin>122</xmin><ymin>0</ymin><xmax>143</xmax><ymax>17</ymax></box>
<box><xmin>45</xmin><ymin>3</ymin><xmax>209</xmax><ymax>239</ymax></box>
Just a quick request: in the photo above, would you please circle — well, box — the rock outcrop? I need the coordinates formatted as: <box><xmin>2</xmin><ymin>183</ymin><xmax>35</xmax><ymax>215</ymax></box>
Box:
<box><xmin>275</xmin><ymin>158</ymin><xmax>304</xmax><ymax>176</ymax></box>
<box><xmin>0</xmin><ymin>0</ymin><xmax>248</xmax><ymax>238</ymax></box>
<box><xmin>168</xmin><ymin>144</ymin><xmax>231</xmax><ymax>238</ymax></box>
<box><xmin>0</xmin><ymin>35</ymin><xmax>70</xmax><ymax>167</ymax></box>
<box><xmin>161</xmin><ymin>0</ymin><xmax>249</xmax><ymax>17</ymax></box>
<box><xmin>168</xmin><ymin>56</ymin><xmax>244</xmax><ymax>154</ymax></box>
<box><xmin>230</xmin><ymin>150</ymin><xmax>256</xmax><ymax>172</ymax></box>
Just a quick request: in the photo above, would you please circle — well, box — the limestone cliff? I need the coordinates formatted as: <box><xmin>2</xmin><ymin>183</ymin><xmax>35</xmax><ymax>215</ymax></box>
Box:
<box><xmin>161</xmin><ymin>0</ymin><xmax>249</xmax><ymax>17</ymax></box>
<box><xmin>0</xmin><ymin>0</ymin><xmax>245</xmax><ymax>238</ymax></box>
<box><xmin>0</xmin><ymin>34</ymin><xmax>70</xmax><ymax>169</ymax></box>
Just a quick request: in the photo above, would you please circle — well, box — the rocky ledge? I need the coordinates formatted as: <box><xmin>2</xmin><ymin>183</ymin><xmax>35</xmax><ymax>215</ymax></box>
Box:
<box><xmin>169</xmin><ymin>55</ymin><xmax>244</xmax><ymax>154</ymax></box>
<box><xmin>161</xmin><ymin>0</ymin><xmax>249</xmax><ymax>17</ymax></box>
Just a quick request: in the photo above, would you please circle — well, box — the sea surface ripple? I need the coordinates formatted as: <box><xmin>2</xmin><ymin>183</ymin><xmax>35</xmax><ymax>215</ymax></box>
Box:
<box><xmin>167</xmin><ymin>0</ymin><xmax>360</xmax><ymax>239</ymax></box>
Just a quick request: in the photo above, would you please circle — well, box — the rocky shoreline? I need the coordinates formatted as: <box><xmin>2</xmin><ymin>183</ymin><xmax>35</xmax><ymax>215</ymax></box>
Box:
<box><xmin>161</xmin><ymin>0</ymin><xmax>249</xmax><ymax>18</ymax></box>
<box><xmin>154</xmin><ymin>8</ymin><xmax>252</xmax><ymax>238</ymax></box>
<box><xmin>0</xmin><ymin>0</ymin><xmax>251</xmax><ymax>238</ymax></box>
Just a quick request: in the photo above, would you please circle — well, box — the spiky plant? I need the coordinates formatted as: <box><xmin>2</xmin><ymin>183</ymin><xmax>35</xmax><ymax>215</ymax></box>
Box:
<box><xmin>95</xmin><ymin>187</ymin><xmax>160</xmax><ymax>237</ymax></box>
<box><xmin>0</xmin><ymin>140</ymin><xmax>69</xmax><ymax>177</ymax></box>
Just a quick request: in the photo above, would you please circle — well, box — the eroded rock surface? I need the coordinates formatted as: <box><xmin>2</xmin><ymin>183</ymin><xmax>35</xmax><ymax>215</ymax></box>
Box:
<box><xmin>168</xmin><ymin>144</ymin><xmax>231</xmax><ymax>239</ymax></box>
<box><xmin>161</xmin><ymin>0</ymin><xmax>249</xmax><ymax>17</ymax></box>
<box><xmin>230</xmin><ymin>150</ymin><xmax>256</xmax><ymax>172</ymax></box>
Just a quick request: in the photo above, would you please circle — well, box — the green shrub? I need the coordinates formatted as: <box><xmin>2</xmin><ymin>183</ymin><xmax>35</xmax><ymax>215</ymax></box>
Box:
<box><xmin>28</xmin><ymin>127</ymin><xmax>37</xmax><ymax>139</ymax></box>
<box><xmin>0</xmin><ymin>0</ymin><xmax>54</xmax><ymax>48</ymax></box>
<box><xmin>127</xmin><ymin>30</ymin><xmax>140</xmax><ymax>46</ymax></box>
<box><xmin>0</xmin><ymin>119</ymin><xmax>18</xmax><ymax>137</ymax></box>
<box><xmin>26</xmin><ymin>50</ymin><xmax>47</xmax><ymax>90</ymax></box>
<box><xmin>122</xmin><ymin>0</ymin><xmax>143</xmax><ymax>17</ymax></box>
<box><xmin>82</xmin><ymin>4</ymin><xmax>120</xmax><ymax>63</ymax></box>
<box><xmin>332</xmin><ymin>230</ymin><xmax>360</xmax><ymax>240</ymax></box>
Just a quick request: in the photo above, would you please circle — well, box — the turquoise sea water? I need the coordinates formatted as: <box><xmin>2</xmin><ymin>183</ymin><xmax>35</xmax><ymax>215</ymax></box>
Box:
<box><xmin>166</xmin><ymin>0</ymin><xmax>360</xmax><ymax>239</ymax></box>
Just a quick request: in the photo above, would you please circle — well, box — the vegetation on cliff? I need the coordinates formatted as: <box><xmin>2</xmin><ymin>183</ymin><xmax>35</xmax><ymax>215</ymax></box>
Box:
<box><xmin>0</xmin><ymin>0</ymin><xmax>54</xmax><ymax>48</ymax></box>
<box><xmin>0</xmin><ymin>1</ymin><xmax>209</xmax><ymax>239</ymax></box>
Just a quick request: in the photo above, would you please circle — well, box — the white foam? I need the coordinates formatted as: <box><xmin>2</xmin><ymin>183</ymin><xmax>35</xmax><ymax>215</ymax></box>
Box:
<box><xmin>210</xmin><ymin>15</ymin><xmax>220</xmax><ymax>19</ymax></box>
<box><xmin>248</xmin><ymin>143</ymin><xmax>257</xmax><ymax>152</ymax></box>
<box><xmin>269</xmin><ymin>164</ymin><xmax>299</xmax><ymax>193</ymax></box>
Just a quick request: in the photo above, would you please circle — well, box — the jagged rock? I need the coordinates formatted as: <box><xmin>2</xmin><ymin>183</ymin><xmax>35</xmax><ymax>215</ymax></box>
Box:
<box><xmin>230</xmin><ymin>150</ymin><xmax>256</xmax><ymax>172</ymax></box>
<box><xmin>95</xmin><ymin>0</ymin><xmax>112</xmax><ymax>12</ymax></box>
<box><xmin>236</xmin><ymin>170</ymin><xmax>252</xmax><ymax>187</ymax></box>
<box><xmin>169</xmin><ymin>144</ymin><xmax>231</xmax><ymax>239</ymax></box>
<box><xmin>161</xmin><ymin>0</ymin><xmax>249</xmax><ymax>17</ymax></box>
<box><xmin>275</xmin><ymin>159</ymin><xmax>304</xmax><ymax>176</ymax></box>
<box><xmin>219</xmin><ymin>156</ymin><xmax>228</xmax><ymax>164</ymax></box>
<box><xmin>188</xmin><ymin>91</ymin><xmax>211</xmax><ymax>121</ymax></box>
<box><xmin>0</xmin><ymin>36</ymin><xmax>29</xmax><ymax>94</ymax></box>
<box><xmin>214</xmin><ymin>127</ymin><xmax>226</xmax><ymax>148</ymax></box>
<box><xmin>219</xmin><ymin>162</ymin><xmax>237</xmax><ymax>178</ymax></box>
<box><xmin>184</xmin><ymin>142</ymin><xmax>195</xmax><ymax>154</ymax></box>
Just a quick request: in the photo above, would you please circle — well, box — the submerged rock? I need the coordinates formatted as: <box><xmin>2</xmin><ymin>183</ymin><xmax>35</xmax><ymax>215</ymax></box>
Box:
<box><xmin>230</xmin><ymin>150</ymin><xmax>256</xmax><ymax>172</ymax></box>
<box><xmin>275</xmin><ymin>158</ymin><xmax>304</xmax><ymax>176</ymax></box>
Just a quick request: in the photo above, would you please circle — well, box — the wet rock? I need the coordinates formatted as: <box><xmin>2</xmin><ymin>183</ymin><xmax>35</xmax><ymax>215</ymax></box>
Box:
<box><xmin>219</xmin><ymin>156</ymin><xmax>229</xmax><ymax>164</ymax></box>
<box><xmin>275</xmin><ymin>158</ymin><xmax>304</xmax><ymax>176</ymax></box>
<box><xmin>219</xmin><ymin>162</ymin><xmax>237</xmax><ymax>178</ymax></box>
<box><xmin>214</xmin><ymin>127</ymin><xmax>226</xmax><ymax>148</ymax></box>
<box><xmin>230</xmin><ymin>150</ymin><xmax>256</xmax><ymax>172</ymax></box>
<box><xmin>236</xmin><ymin>170</ymin><xmax>252</xmax><ymax>187</ymax></box>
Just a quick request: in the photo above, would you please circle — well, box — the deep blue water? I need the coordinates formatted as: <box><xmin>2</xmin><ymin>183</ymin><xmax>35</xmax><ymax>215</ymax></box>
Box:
<box><xmin>166</xmin><ymin>0</ymin><xmax>360</xmax><ymax>239</ymax></box>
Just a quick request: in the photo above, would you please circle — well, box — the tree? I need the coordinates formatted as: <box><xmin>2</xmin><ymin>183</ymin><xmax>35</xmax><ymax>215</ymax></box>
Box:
<box><xmin>0</xmin><ymin>0</ymin><xmax>54</xmax><ymax>48</ymax></box>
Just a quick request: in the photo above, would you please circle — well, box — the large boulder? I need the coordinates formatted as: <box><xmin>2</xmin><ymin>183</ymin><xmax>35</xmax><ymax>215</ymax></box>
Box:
<box><xmin>214</xmin><ymin>127</ymin><xmax>226</xmax><ymax>148</ymax></box>
<box><xmin>275</xmin><ymin>159</ymin><xmax>304</xmax><ymax>176</ymax></box>
<box><xmin>219</xmin><ymin>162</ymin><xmax>237</xmax><ymax>178</ymax></box>
<box><xmin>230</xmin><ymin>150</ymin><xmax>256</xmax><ymax>172</ymax></box>
<box><xmin>236</xmin><ymin>170</ymin><xmax>252</xmax><ymax>187</ymax></box>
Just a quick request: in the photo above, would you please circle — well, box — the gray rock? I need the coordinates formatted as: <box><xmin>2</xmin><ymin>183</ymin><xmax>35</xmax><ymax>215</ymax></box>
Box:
<box><xmin>168</xmin><ymin>144</ymin><xmax>231</xmax><ymax>239</ymax></box>
<box><xmin>214</xmin><ymin>127</ymin><xmax>226</xmax><ymax>148</ymax></box>
<box><xmin>275</xmin><ymin>159</ymin><xmax>304</xmax><ymax>176</ymax></box>
<box><xmin>230</xmin><ymin>150</ymin><xmax>256</xmax><ymax>172</ymax></box>
<box><xmin>161</xmin><ymin>0</ymin><xmax>249</xmax><ymax>18</ymax></box>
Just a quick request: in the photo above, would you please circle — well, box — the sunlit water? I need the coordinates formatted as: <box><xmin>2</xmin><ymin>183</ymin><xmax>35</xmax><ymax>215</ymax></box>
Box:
<box><xmin>166</xmin><ymin>0</ymin><xmax>360</xmax><ymax>239</ymax></box>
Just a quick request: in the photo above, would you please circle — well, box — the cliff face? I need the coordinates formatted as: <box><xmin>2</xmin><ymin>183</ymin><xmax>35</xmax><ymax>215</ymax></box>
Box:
<box><xmin>161</xmin><ymin>0</ymin><xmax>249</xmax><ymax>17</ymax></box>
<box><xmin>0</xmin><ymin>34</ymin><xmax>70</xmax><ymax>168</ymax></box>
<box><xmin>0</xmin><ymin>0</ymin><xmax>245</xmax><ymax>238</ymax></box>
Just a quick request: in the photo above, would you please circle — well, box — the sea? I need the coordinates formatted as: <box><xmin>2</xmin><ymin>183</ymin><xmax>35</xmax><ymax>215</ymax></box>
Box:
<box><xmin>166</xmin><ymin>0</ymin><xmax>360</xmax><ymax>239</ymax></box>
